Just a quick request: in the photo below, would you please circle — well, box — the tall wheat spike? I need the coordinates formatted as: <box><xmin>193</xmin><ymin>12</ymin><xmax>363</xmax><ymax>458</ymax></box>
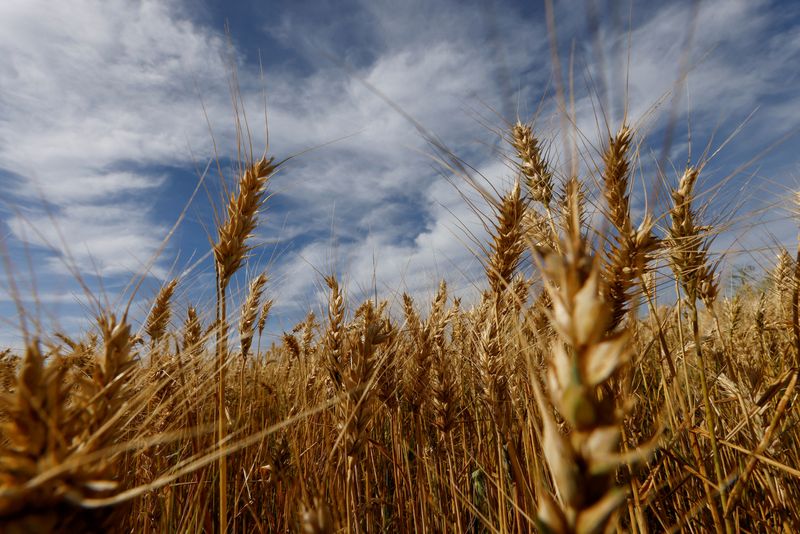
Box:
<box><xmin>213</xmin><ymin>157</ymin><xmax>275</xmax><ymax>287</ymax></box>
<box><xmin>600</xmin><ymin>127</ymin><xmax>659</xmax><ymax>329</ymax></box>
<box><xmin>182</xmin><ymin>305</ymin><xmax>203</xmax><ymax>356</ymax></box>
<box><xmin>666</xmin><ymin>165</ymin><xmax>729</xmax><ymax>531</ymax></box>
<box><xmin>666</xmin><ymin>167</ymin><xmax>719</xmax><ymax>306</ymax></box>
<box><xmin>212</xmin><ymin>155</ymin><xmax>274</xmax><ymax>532</ymax></box>
<box><xmin>323</xmin><ymin>275</ymin><xmax>346</xmax><ymax>389</ymax></box>
<box><xmin>533</xmin><ymin>235</ymin><xmax>642</xmax><ymax>534</ymax></box>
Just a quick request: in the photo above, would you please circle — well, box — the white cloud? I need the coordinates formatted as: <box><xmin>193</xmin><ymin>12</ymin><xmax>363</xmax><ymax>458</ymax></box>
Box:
<box><xmin>1</xmin><ymin>0</ymin><xmax>798</xmax><ymax>344</ymax></box>
<box><xmin>7</xmin><ymin>202</ymin><xmax>169</xmax><ymax>277</ymax></box>
<box><xmin>0</xmin><ymin>0</ymin><xmax>238</xmax><ymax>277</ymax></box>
<box><xmin>260</xmin><ymin>0</ymin><xmax>800</xmax><ymax>320</ymax></box>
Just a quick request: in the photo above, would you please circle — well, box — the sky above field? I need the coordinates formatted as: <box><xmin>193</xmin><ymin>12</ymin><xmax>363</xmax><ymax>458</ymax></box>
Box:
<box><xmin>1</xmin><ymin>0</ymin><xmax>799</xmax><ymax>348</ymax></box>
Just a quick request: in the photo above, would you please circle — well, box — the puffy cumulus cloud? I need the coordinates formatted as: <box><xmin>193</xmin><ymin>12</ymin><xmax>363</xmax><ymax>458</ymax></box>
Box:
<box><xmin>0</xmin><ymin>0</ymin><xmax>235</xmax><ymax>169</ymax></box>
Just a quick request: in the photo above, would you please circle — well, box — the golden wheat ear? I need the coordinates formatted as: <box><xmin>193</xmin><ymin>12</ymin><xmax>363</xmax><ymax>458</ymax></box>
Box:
<box><xmin>531</xmin><ymin>236</ymin><xmax>655</xmax><ymax>534</ymax></box>
<box><xmin>239</xmin><ymin>273</ymin><xmax>268</xmax><ymax>360</ymax></box>
<box><xmin>144</xmin><ymin>278</ymin><xmax>178</xmax><ymax>346</ymax></box>
<box><xmin>323</xmin><ymin>275</ymin><xmax>346</xmax><ymax>389</ymax></box>
<box><xmin>601</xmin><ymin>126</ymin><xmax>634</xmax><ymax>234</ymax></box>
<box><xmin>599</xmin><ymin>126</ymin><xmax>660</xmax><ymax>330</ymax></box>
<box><xmin>666</xmin><ymin>166</ymin><xmax>719</xmax><ymax>307</ymax></box>
<box><xmin>666</xmin><ymin>165</ymin><xmax>731</xmax><ymax>529</ymax></box>
<box><xmin>0</xmin><ymin>339</ymin><xmax>123</xmax><ymax>528</ymax></box>
<box><xmin>511</xmin><ymin>121</ymin><xmax>554</xmax><ymax>208</ymax></box>
<box><xmin>485</xmin><ymin>180</ymin><xmax>526</xmax><ymax>301</ymax></box>
<box><xmin>181</xmin><ymin>305</ymin><xmax>203</xmax><ymax>355</ymax></box>
<box><xmin>213</xmin><ymin>156</ymin><xmax>275</xmax><ymax>288</ymax></box>
<box><xmin>211</xmin><ymin>153</ymin><xmax>274</xmax><ymax>533</ymax></box>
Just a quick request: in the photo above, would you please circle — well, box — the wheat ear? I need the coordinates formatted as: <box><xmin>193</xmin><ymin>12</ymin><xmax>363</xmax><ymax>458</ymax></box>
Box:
<box><xmin>666</xmin><ymin>166</ymin><xmax>729</xmax><ymax>530</ymax></box>
<box><xmin>533</xmin><ymin>236</ymin><xmax>644</xmax><ymax>533</ymax></box>
<box><xmin>213</xmin><ymin>155</ymin><xmax>274</xmax><ymax>532</ymax></box>
<box><xmin>144</xmin><ymin>279</ymin><xmax>178</xmax><ymax>346</ymax></box>
<box><xmin>600</xmin><ymin>127</ymin><xmax>659</xmax><ymax>330</ymax></box>
<box><xmin>213</xmin><ymin>157</ymin><xmax>274</xmax><ymax>288</ymax></box>
<box><xmin>486</xmin><ymin>180</ymin><xmax>526</xmax><ymax>301</ymax></box>
<box><xmin>511</xmin><ymin>121</ymin><xmax>554</xmax><ymax>207</ymax></box>
<box><xmin>239</xmin><ymin>273</ymin><xmax>268</xmax><ymax>360</ymax></box>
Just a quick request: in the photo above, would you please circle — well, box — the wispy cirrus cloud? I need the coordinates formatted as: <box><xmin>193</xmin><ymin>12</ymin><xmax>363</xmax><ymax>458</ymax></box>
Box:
<box><xmin>0</xmin><ymin>0</ymin><xmax>242</xmax><ymax>345</ymax></box>
<box><xmin>0</xmin><ymin>0</ymin><xmax>240</xmax><ymax>277</ymax></box>
<box><xmin>256</xmin><ymin>0</ymin><xmax>800</xmax><ymax>323</ymax></box>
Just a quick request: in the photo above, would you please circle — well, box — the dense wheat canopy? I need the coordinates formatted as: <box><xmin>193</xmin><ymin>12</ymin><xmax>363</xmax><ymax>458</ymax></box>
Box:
<box><xmin>1</xmin><ymin>0</ymin><xmax>800</xmax><ymax>532</ymax></box>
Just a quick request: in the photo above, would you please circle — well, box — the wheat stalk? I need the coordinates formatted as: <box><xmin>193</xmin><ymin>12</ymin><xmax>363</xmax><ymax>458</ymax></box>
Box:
<box><xmin>666</xmin><ymin>166</ymin><xmax>729</xmax><ymax>531</ymax></box>
<box><xmin>212</xmin><ymin>155</ymin><xmax>274</xmax><ymax>532</ymax></box>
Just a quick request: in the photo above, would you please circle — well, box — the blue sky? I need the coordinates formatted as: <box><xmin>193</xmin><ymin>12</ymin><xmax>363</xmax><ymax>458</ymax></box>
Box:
<box><xmin>1</xmin><ymin>0</ymin><xmax>799</xmax><ymax>348</ymax></box>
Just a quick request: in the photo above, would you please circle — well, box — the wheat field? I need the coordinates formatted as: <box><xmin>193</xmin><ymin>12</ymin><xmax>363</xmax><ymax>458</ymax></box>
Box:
<box><xmin>1</xmin><ymin>108</ymin><xmax>798</xmax><ymax>533</ymax></box>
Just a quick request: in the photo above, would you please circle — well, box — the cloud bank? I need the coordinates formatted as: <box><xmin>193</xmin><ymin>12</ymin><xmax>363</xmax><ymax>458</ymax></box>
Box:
<box><xmin>1</xmin><ymin>0</ymin><xmax>799</xmax><ymax>344</ymax></box>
